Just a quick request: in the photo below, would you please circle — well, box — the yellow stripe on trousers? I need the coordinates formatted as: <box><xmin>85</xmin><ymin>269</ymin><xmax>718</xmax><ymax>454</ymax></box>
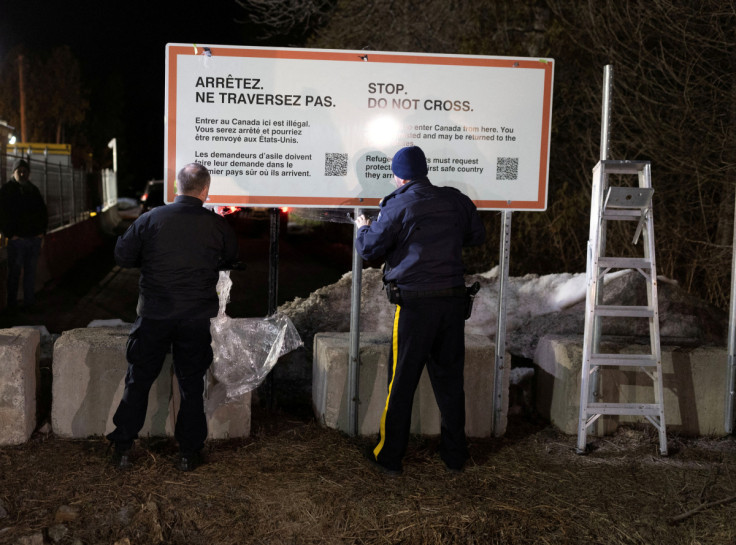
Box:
<box><xmin>373</xmin><ymin>304</ymin><xmax>401</xmax><ymax>459</ymax></box>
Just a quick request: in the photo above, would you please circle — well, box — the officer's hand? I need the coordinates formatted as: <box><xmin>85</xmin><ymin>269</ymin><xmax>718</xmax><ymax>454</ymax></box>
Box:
<box><xmin>355</xmin><ymin>215</ymin><xmax>371</xmax><ymax>229</ymax></box>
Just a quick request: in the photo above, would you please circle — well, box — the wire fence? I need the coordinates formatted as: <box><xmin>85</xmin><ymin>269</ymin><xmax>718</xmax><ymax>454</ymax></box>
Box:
<box><xmin>1</xmin><ymin>151</ymin><xmax>117</xmax><ymax>233</ymax></box>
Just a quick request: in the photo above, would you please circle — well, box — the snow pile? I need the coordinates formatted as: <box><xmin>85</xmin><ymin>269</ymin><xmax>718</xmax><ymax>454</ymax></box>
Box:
<box><xmin>280</xmin><ymin>267</ymin><xmax>727</xmax><ymax>360</ymax></box>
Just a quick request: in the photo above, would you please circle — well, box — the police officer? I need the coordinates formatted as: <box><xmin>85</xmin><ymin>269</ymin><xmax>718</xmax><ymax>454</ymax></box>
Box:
<box><xmin>355</xmin><ymin>145</ymin><xmax>485</xmax><ymax>475</ymax></box>
<box><xmin>107</xmin><ymin>163</ymin><xmax>239</xmax><ymax>471</ymax></box>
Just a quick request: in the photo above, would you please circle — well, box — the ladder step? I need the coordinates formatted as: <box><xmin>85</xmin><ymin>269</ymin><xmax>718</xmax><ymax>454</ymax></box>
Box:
<box><xmin>586</xmin><ymin>403</ymin><xmax>662</xmax><ymax>416</ymax></box>
<box><xmin>590</xmin><ymin>353</ymin><xmax>658</xmax><ymax>367</ymax></box>
<box><xmin>594</xmin><ymin>305</ymin><xmax>654</xmax><ymax>318</ymax></box>
<box><xmin>602</xmin><ymin>209</ymin><xmax>643</xmax><ymax>220</ymax></box>
<box><xmin>604</xmin><ymin>187</ymin><xmax>653</xmax><ymax>209</ymax></box>
<box><xmin>600</xmin><ymin>160</ymin><xmax>650</xmax><ymax>174</ymax></box>
<box><xmin>598</xmin><ymin>257</ymin><xmax>652</xmax><ymax>269</ymax></box>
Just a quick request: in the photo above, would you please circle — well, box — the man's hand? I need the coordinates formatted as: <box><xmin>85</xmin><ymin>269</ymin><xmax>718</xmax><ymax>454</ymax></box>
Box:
<box><xmin>355</xmin><ymin>214</ymin><xmax>371</xmax><ymax>229</ymax></box>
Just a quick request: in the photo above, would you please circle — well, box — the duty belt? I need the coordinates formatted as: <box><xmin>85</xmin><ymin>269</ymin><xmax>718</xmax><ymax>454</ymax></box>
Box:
<box><xmin>399</xmin><ymin>286</ymin><xmax>467</xmax><ymax>299</ymax></box>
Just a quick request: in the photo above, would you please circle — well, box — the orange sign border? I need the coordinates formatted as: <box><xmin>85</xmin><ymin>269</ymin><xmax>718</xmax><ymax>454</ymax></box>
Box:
<box><xmin>165</xmin><ymin>45</ymin><xmax>554</xmax><ymax>211</ymax></box>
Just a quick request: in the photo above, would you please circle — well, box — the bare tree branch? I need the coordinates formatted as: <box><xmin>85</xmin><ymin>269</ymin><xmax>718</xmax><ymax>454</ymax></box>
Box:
<box><xmin>234</xmin><ymin>0</ymin><xmax>336</xmax><ymax>43</ymax></box>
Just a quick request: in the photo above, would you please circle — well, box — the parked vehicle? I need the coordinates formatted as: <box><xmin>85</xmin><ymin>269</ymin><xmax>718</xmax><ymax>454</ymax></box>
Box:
<box><xmin>140</xmin><ymin>180</ymin><xmax>164</xmax><ymax>212</ymax></box>
<box><xmin>116</xmin><ymin>197</ymin><xmax>142</xmax><ymax>220</ymax></box>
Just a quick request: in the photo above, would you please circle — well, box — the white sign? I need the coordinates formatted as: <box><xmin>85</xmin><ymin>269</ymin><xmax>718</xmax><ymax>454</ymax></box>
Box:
<box><xmin>165</xmin><ymin>44</ymin><xmax>554</xmax><ymax>211</ymax></box>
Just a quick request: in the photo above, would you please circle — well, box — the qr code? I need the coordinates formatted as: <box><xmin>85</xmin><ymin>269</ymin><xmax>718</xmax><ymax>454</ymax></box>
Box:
<box><xmin>497</xmin><ymin>157</ymin><xmax>519</xmax><ymax>180</ymax></box>
<box><xmin>325</xmin><ymin>153</ymin><xmax>348</xmax><ymax>176</ymax></box>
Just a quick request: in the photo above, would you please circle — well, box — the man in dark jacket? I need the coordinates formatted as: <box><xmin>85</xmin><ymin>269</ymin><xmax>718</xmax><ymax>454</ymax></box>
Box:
<box><xmin>0</xmin><ymin>158</ymin><xmax>48</xmax><ymax>309</ymax></box>
<box><xmin>107</xmin><ymin>163</ymin><xmax>239</xmax><ymax>471</ymax></box>
<box><xmin>355</xmin><ymin>145</ymin><xmax>485</xmax><ymax>475</ymax></box>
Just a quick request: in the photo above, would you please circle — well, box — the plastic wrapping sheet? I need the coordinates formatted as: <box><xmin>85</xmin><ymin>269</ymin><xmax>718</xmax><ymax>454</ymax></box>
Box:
<box><xmin>208</xmin><ymin>272</ymin><xmax>303</xmax><ymax>407</ymax></box>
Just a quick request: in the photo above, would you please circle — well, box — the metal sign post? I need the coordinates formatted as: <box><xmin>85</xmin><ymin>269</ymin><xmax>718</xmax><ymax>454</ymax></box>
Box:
<box><xmin>265</xmin><ymin>207</ymin><xmax>280</xmax><ymax>409</ymax></box>
<box><xmin>347</xmin><ymin>208</ymin><xmax>363</xmax><ymax>436</ymax></box>
<box><xmin>727</xmin><ymin>190</ymin><xmax>736</xmax><ymax>434</ymax></box>
<box><xmin>494</xmin><ymin>211</ymin><xmax>512</xmax><ymax>436</ymax></box>
<box><xmin>585</xmin><ymin>64</ymin><xmax>614</xmax><ymax>425</ymax></box>
<box><xmin>600</xmin><ymin>65</ymin><xmax>613</xmax><ymax>162</ymax></box>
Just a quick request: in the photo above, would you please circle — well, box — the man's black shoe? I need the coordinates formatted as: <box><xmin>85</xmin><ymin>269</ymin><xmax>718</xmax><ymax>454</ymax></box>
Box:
<box><xmin>178</xmin><ymin>451</ymin><xmax>202</xmax><ymax>472</ymax></box>
<box><xmin>364</xmin><ymin>447</ymin><xmax>402</xmax><ymax>477</ymax></box>
<box><xmin>111</xmin><ymin>445</ymin><xmax>132</xmax><ymax>470</ymax></box>
<box><xmin>441</xmin><ymin>452</ymin><xmax>467</xmax><ymax>474</ymax></box>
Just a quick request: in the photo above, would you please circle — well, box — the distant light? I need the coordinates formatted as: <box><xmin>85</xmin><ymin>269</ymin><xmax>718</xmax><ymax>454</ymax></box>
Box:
<box><xmin>280</xmin><ymin>207</ymin><xmax>290</xmax><ymax>214</ymax></box>
<box><xmin>216</xmin><ymin>206</ymin><xmax>240</xmax><ymax>216</ymax></box>
<box><xmin>89</xmin><ymin>211</ymin><xmax>98</xmax><ymax>217</ymax></box>
<box><xmin>8</xmin><ymin>135</ymin><xmax>16</xmax><ymax>145</ymax></box>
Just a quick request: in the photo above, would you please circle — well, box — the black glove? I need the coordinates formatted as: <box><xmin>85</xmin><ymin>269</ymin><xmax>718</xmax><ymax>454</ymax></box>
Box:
<box><xmin>464</xmin><ymin>281</ymin><xmax>481</xmax><ymax>320</ymax></box>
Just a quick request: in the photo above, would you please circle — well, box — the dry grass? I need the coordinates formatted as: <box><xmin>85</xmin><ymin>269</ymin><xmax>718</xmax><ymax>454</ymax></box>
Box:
<box><xmin>1</xmin><ymin>411</ymin><xmax>735</xmax><ymax>545</ymax></box>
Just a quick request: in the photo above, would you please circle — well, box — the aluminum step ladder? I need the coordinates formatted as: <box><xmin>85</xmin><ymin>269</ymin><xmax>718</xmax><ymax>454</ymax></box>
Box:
<box><xmin>577</xmin><ymin>159</ymin><xmax>667</xmax><ymax>455</ymax></box>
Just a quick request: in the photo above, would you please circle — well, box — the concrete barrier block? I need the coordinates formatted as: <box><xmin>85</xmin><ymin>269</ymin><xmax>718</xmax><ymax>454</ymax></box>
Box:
<box><xmin>621</xmin><ymin>345</ymin><xmax>728</xmax><ymax>436</ymax></box>
<box><xmin>171</xmin><ymin>375</ymin><xmax>251</xmax><ymax>439</ymax></box>
<box><xmin>534</xmin><ymin>335</ymin><xmax>612</xmax><ymax>436</ymax></box>
<box><xmin>205</xmin><ymin>388</ymin><xmax>251</xmax><ymax>439</ymax></box>
<box><xmin>51</xmin><ymin>327</ymin><xmax>172</xmax><ymax>438</ymax></box>
<box><xmin>312</xmin><ymin>333</ymin><xmax>390</xmax><ymax>436</ymax></box>
<box><xmin>0</xmin><ymin>328</ymin><xmax>39</xmax><ymax>445</ymax></box>
<box><xmin>312</xmin><ymin>332</ymin><xmax>508</xmax><ymax>438</ymax></box>
<box><xmin>52</xmin><ymin>326</ymin><xmax>250</xmax><ymax>441</ymax></box>
<box><xmin>534</xmin><ymin>335</ymin><xmax>730</xmax><ymax>436</ymax></box>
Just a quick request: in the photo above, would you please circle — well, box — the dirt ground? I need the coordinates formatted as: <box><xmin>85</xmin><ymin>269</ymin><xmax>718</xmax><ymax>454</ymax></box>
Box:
<box><xmin>1</xmin><ymin>408</ymin><xmax>735</xmax><ymax>545</ymax></box>
<box><xmin>1</xmin><ymin>221</ymin><xmax>735</xmax><ymax>544</ymax></box>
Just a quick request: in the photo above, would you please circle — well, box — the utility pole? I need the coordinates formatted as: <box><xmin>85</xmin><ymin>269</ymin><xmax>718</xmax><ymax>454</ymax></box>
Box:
<box><xmin>18</xmin><ymin>54</ymin><xmax>27</xmax><ymax>143</ymax></box>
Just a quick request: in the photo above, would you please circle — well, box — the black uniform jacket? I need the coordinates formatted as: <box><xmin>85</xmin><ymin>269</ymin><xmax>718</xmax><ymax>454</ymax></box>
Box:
<box><xmin>355</xmin><ymin>177</ymin><xmax>485</xmax><ymax>291</ymax></box>
<box><xmin>115</xmin><ymin>195</ymin><xmax>239</xmax><ymax>320</ymax></box>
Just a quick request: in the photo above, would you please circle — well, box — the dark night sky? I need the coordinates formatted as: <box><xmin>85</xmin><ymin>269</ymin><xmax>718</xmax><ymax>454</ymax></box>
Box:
<box><xmin>0</xmin><ymin>0</ymin><xmax>253</xmax><ymax>195</ymax></box>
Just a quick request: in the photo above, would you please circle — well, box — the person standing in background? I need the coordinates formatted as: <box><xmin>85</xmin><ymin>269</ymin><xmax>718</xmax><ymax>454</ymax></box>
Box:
<box><xmin>0</xmin><ymin>158</ymin><xmax>48</xmax><ymax>310</ymax></box>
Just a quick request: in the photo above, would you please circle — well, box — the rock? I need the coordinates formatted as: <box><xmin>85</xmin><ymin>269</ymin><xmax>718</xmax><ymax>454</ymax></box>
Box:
<box><xmin>116</xmin><ymin>505</ymin><xmax>132</xmax><ymax>525</ymax></box>
<box><xmin>16</xmin><ymin>533</ymin><xmax>44</xmax><ymax>545</ymax></box>
<box><xmin>508</xmin><ymin>367</ymin><xmax>536</xmax><ymax>416</ymax></box>
<box><xmin>37</xmin><ymin>421</ymin><xmax>51</xmax><ymax>434</ymax></box>
<box><xmin>142</xmin><ymin>501</ymin><xmax>163</xmax><ymax>543</ymax></box>
<box><xmin>48</xmin><ymin>524</ymin><xmax>68</xmax><ymax>543</ymax></box>
<box><xmin>0</xmin><ymin>499</ymin><xmax>7</xmax><ymax>519</ymax></box>
<box><xmin>88</xmin><ymin>318</ymin><xmax>132</xmax><ymax>328</ymax></box>
<box><xmin>54</xmin><ymin>504</ymin><xmax>79</xmax><ymax>523</ymax></box>
<box><xmin>510</xmin><ymin>367</ymin><xmax>535</xmax><ymax>384</ymax></box>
